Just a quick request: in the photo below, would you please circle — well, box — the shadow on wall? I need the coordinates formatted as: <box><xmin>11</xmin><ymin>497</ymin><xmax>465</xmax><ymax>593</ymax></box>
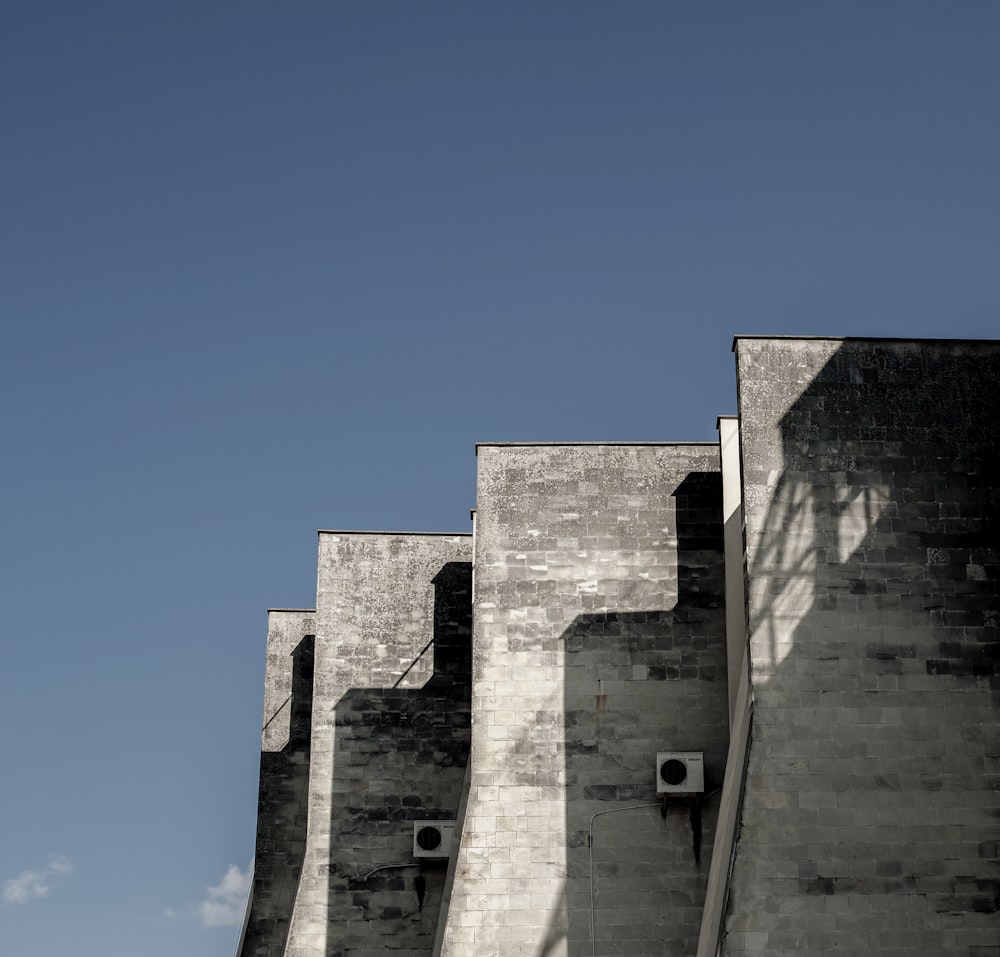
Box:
<box><xmin>243</xmin><ymin>633</ymin><xmax>315</xmax><ymax>957</ymax></box>
<box><xmin>722</xmin><ymin>339</ymin><xmax>1000</xmax><ymax>955</ymax></box>
<box><xmin>325</xmin><ymin>562</ymin><xmax>473</xmax><ymax>957</ymax></box>
<box><xmin>536</xmin><ymin>472</ymin><xmax>731</xmax><ymax>957</ymax></box>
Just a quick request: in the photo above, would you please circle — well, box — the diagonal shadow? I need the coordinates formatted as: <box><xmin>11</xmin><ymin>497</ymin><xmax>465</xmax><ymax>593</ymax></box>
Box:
<box><xmin>323</xmin><ymin>561</ymin><xmax>472</xmax><ymax>957</ymax></box>
<box><xmin>242</xmin><ymin>632</ymin><xmax>315</xmax><ymax>957</ymax></box>
<box><xmin>720</xmin><ymin>338</ymin><xmax>1000</xmax><ymax>955</ymax></box>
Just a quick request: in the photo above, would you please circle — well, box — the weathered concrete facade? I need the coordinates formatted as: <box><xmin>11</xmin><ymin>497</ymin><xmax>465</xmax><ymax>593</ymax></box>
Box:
<box><xmin>438</xmin><ymin>444</ymin><xmax>729</xmax><ymax>956</ymax></box>
<box><xmin>241</xmin><ymin>533</ymin><xmax>473</xmax><ymax>957</ymax></box>
<box><xmin>240</xmin><ymin>337</ymin><xmax>999</xmax><ymax>957</ymax></box>
<box><xmin>722</xmin><ymin>339</ymin><xmax>1000</xmax><ymax>956</ymax></box>
<box><xmin>244</xmin><ymin>609</ymin><xmax>315</xmax><ymax>953</ymax></box>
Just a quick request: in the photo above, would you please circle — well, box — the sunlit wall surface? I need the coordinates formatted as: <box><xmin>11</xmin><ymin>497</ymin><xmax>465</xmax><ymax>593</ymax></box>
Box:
<box><xmin>438</xmin><ymin>444</ymin><xmax>730</xmax><ymax>957</ymax></box>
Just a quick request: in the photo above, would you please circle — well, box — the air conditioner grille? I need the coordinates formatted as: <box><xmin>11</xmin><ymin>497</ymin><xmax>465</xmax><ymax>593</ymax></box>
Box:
<box><xmin>415</xmin><ymin>826</ymin><xmax>442</xmax><ymax>852</ymax></box>
<box><xmin>660</xmin><ymin>758</ymin><xmax>687</xmax><ymax>787</ymax></box>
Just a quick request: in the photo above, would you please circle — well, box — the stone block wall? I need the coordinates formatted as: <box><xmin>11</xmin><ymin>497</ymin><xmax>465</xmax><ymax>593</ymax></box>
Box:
<box><xmin>437</xmin><ymin>443</ymin><xmax>730</xmax><ymax>957</ymax></box>
<box><xmin>239</xmin><ymin>337</ymin><xmax>999</xmax><ymax>957</ymax></box>
<box><xmin>242</xmin><ymin>609</ymin><xmax>316</xmax><ymax>957</ymax></box>
<box><xmin>723</xmin><ymin>338</ymin><xmax>1000</xmax><ymax>955</ymax></box>
<box><xmin>283</xmin><ymin>533</ymin><xmax>473</xmax><ymax>957</ymax></box>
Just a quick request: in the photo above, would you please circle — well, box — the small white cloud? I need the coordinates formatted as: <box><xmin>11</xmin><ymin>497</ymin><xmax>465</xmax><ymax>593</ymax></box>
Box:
<box><xmin>199</xmin><ymin>864</ymin><xmax>252</xmax><ymax>928</ymax></box>
<box><xmin>3</xmin><ymin>857</ymin><xmax>73</xmax><ymax>905</ymax></box>
<box><xmin>48</xmin><ymin>856</ymin><xmax>73</xmax><ymax>876</ymax></box>
<box><xmin>3</xmin><ymin>870</ymin><xmax>47</xmax><ymax>904</ymax></box>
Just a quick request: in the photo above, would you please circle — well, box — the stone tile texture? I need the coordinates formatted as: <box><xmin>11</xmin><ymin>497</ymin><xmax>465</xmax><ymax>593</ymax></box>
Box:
<box><xmin>723</xmin><ymin>338</ymin><xmax>1000</xmax><ymax>956</ymax></box>
<box><xmin>437</xmin><ymin>444</ymin><xmax>730</xmax><ymax>957</ymax></box>
<box><xmin>242</xmin><ymin>610</ymin><xmax>315</xmax><ymax>957</ymax></box>
<box><xmin>283</xmin><ymin>533</ymin><xmax>472</xmax><ymax>957</ymax></box>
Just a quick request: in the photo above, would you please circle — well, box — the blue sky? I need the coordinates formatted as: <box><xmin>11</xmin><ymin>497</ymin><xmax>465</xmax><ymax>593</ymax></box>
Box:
<box><xmin>1</xmin><ymin>3</ymin><xmax>997</xmax><ymax>955</ymax></box>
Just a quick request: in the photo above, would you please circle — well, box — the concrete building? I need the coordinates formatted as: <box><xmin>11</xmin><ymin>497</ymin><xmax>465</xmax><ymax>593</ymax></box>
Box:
<box><xmin>238</xmin><ymin>337</ymin><xmax>1000</xmax><ymax>957</ymax></box>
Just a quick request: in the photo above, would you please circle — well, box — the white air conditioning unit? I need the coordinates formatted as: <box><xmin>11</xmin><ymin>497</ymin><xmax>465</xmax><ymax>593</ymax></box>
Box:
<box><xmin>656</xmin><ymin>751</ymin><xmax>704</xmax><ymax>794</ymax></box>
<box><xmin>413</xmin><ymin>820</ymin><xmax>456</xmax><ymax>859</ymax></box>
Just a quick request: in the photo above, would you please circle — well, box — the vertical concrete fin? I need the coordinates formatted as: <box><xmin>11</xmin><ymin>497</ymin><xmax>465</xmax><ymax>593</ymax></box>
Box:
<box><xmin>718</xmin><ymin>416</ymin><xmax>748</xmax><ymax>728</ymax></box>
<box><xmin>696</xmin><ymin>664</ymin><xmax>753</xmax><ymax>957</ymax></box>
<box><xmin>695</xmin><ymin>415</ymin><xmax>753</xmax><ymax>957</ymax></box>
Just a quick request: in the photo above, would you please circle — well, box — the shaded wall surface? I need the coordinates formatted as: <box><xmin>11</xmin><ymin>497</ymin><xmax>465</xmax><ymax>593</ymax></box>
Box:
<box><xmin>438</xmin><ymin>444</ymin><xmax>730</xmax><ymax>957</ymax></box>
<box><xmin>723</xmin><ymin>339</ymin><xmax>1000</xmax><ymax>955</ymax></box>
<box><xmin>243</xmin><ymin>610</ymin><xmax>316</xmax><ymax>957</ymax></box>
<box><xmin>283</xmin><ymin>533</ymin><xmax>473</xmax><ymax>957</ymax></box>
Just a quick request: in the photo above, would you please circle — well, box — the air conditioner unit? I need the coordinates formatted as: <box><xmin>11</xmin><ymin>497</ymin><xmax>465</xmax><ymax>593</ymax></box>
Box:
<box><xmin>413</xmin><ymin>820</ymin><xmax>456</xmax><ymax>859</ymax></box>
<box><xmin>656</xmin><ymin>751</ymin><xmax>704</xmax><ymax>794</ymax></box>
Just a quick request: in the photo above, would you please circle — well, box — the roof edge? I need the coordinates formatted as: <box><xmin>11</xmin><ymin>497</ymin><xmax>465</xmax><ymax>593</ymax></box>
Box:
<box><xmin>732</xmin><ymin>334</ymin><xmax>1000</xmax><ymax>352</ymax></box>
<box><xmin>317</xmin><ymin>530</ymin><xmax>473</xmax><ymax>537</ymax></box>
<box><xmin>475</xmin><ymin>441</ymin><xmax>718</xmax><ymax>453</ymax></box>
